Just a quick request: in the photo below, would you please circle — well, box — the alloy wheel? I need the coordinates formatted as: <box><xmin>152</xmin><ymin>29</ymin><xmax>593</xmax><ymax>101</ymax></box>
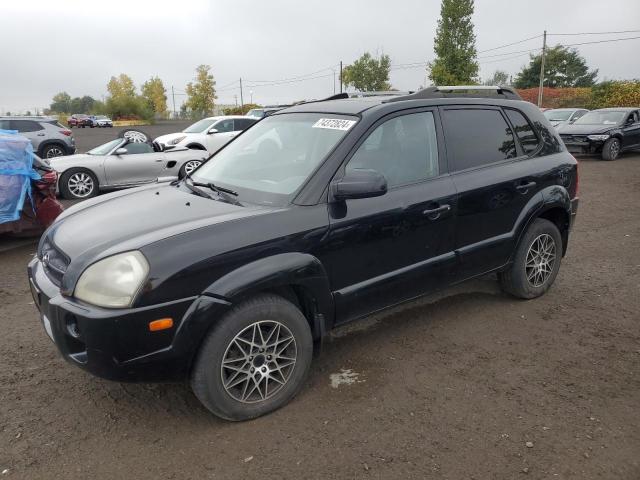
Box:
<box><xmin>221</xmin><ymin>320</ymin><xmax>297</xmax><ymax>403</ymax></box>
<box><xmin>68</xmin><ymin>172</ymin><xmax>95</xmax><ymax>198</ymax></box>
<box><xmin>184</xmin><ymin>160</ymin><xmax>201</xmax><ymax>176</ymax></box>
<box><xmin>46</xmin><ymin>147</ymin><xmax>64</xmax><ymax>158</ymax></box>
<box><xmin>610</xmin><ymin>140</ymin><xmax>620</xmax><ymax>159</ymax></box>
<box><xmin>525</xmin><ymin>233</ymin><xmax>556</xmax><ymax>287</ymax></box>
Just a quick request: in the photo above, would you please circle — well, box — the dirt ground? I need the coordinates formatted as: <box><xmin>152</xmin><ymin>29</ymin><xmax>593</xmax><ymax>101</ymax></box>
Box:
<box><xmin>1</xmin><ymin>154</ymin><xmax>639</xmax><ymax>479</ymax></box>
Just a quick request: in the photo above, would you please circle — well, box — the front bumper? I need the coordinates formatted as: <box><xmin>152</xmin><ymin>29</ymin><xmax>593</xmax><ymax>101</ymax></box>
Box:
<box><xmin>562</xmin><ymin>139</ymin><xmax>604</xmax><ymax>155</ymax></box>
<box><xmin>570</xmin><ymin>197</ymin><xmax>579</xmax><ymax>229</ymax></box>
<box><xmin>27</xmin><ymin>258</ymin><xmax>230</xmax><ymax>382</ymax></box>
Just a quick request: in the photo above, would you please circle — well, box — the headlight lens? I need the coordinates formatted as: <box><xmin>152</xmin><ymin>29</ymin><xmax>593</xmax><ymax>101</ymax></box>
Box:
<box><xmin>587</xmin><ymin>134</ymin><xmax>610</xmax><ymax>141</ymax></box>
<box><xmin>74</xmin><ymin>251</ymin><xmax>149</xmax><ymax>308</ymax></box>
<box><xmin>168</xmin><ymin>136</ymin><xmax>186</xmax><ymax>145</ymax></box>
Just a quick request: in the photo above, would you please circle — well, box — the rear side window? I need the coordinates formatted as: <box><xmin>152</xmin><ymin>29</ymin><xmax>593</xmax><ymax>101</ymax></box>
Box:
<box><xmin>504</xmin><ymin>109</ymin><xmax>539</xmax><ymax>155</ymax></box>
<box><xmin>234</xmin><ymin>118</ymin><xmax>256</xmax><ymax>130</ymax></box>
<box><xmin>442</xmin><ymin>109</ymin><xmax>516</xmax><ymax>171</ymax></box>
<box><xmin>10</xmin><ymin>120</ymin><xmax>43</xmax><ymax>132</ymax></box>
<box><xmin>215</xmin><ymin>119</ymin><xmax>234</xmax><ymax>132</ymax></box>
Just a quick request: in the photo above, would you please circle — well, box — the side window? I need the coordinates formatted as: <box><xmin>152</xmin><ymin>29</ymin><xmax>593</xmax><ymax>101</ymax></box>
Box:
<box><xmin>572</xmin><ymin>110</ymin><xmax>586</xmax><ymax>120</ymax></box>
<box><xmin>234</xmin><ymin>118</ymin><xmax>255</xmax><ymax>131</ymax></box>
<box><xmin>0</xmin><ymin>120</ymin><xmax>10</xmax><ymax>130</ymax></box>
<box><xmin>346</xmin><ymin>111</ymin><xmax>439</xmax><ymax>187</ymax></box>
<box><xmin>504</xmin><ymin>109</ymin><xmax>540</xmax><ymax>155</ymax></box>
<box><xmin>442</xmin><ymin>109</ymin><xmax>516</xmax><ymax>171</ymax></box>
<box><xmin>215</xmin><ymin>119</ymin><xmax>234</xmax><ymax>132</ymax></box>
<box><xmin>123</xmin><ymin>142</ymin><xmax>154</xmax><ymax>154</ymax></box>
<box><xmin>10</xmin><ymin>120</ymin><xmax>43</xmax><ymax>132</ymax></box>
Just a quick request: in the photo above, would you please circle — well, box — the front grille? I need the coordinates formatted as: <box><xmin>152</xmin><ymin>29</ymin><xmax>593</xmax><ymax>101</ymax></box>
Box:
<box><xmin>40</xmin><ymin>237</ymin><xmax>69</xmax><ymax>286</ymax></box>
<box><xmin>561</xmin><ymin>135</ymin><xmax>587</xmax><ymax>143</ymax></box>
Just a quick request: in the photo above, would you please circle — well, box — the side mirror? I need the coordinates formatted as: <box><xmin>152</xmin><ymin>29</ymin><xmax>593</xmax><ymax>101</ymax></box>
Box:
<box><xmin>207</xmin><ymin>128</ymin><xmax>219</xmax><ymax>135</ymax></box>
<box><xmin>115</xmin><ymin>148</ymin><xmax>128</xmax><ymax>155</ymax></box>
<box><xmin>156</xmin><ymin>176</ymin><xmax>179</xmax><ymax>184</ymax></box>
<box><xmin>331</xmin><ymin>169</ymin><xmax>387</xmax><ymax>201</ymax></box>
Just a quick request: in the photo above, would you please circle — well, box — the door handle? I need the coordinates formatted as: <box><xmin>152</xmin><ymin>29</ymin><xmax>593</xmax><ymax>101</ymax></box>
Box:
<box><xmin>37</xmin><ymin>133</ymin><xmax>45</xmax><ymax>136</ymax></box>
<box><xmin>515</xmin><ymin>181</ymin><xmax>536</xmax><ymax>193</ymax></box>
<box><xmin>423</xmin><ymin>204</ymin><xmax>450</xmax><ymax>219</ymax></box>
<box><xmin>155</xmin><ymin>159</ymin><xmax>163</xmax><ymax>162</ymax></box>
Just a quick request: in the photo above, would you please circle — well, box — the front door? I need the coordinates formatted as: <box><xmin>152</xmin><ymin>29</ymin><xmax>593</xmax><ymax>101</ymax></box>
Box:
<box><xmin>622</xmin><ymin>110</ymin><xmax>640</xmax><ymax>148</ymax></box>
<box><xmin>104</xmin><ymin>142</ymin><xmax>165</xmax><ymax>186</ymax></box>
<box><xmin>322</xmin><ymin>110</ymin><xmax>457</xmax><ymax>323</ymax></box>
<box><xmin>205</xmin><ymin>118</ymin><xmax>237</xmax><ymax>153</ymax></box>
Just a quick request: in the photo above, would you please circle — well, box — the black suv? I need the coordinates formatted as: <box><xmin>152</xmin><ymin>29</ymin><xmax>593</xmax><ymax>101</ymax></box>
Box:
<box><xmin>28</xmin><ymin>86</ymin><xmax>579</xmax><ymax>421</ymax></box>
<box><xmin>558</xmin><ymin>107</ymin><xmax>640</xmax><ymax>160</ymax></box>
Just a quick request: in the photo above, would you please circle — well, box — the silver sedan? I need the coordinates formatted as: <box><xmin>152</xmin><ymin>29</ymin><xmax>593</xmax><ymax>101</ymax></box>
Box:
<box><xmin>50</xmin><ymin>134</ymin><xmax>208</xmax><ymax>200</ymax></box>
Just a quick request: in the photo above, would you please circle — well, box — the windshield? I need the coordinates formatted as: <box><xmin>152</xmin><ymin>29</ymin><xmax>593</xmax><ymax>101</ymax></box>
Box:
<box><xmin>88</xmin><ymin>138</ymin><xmax>122</xmax><ymax>155</ymax></box>
<box><xmin>246</xmin><ymin>109</ymin><xmax>265</xmax><ymax>118</ymax></box>
<box><xmin>574</xmin><ymin>111</ymin><xmax>625</xmax><ymax>125</ymax></box>
<box><xmin>544</xmin><ymin>110</ymin><xmax>573</xmax><ymax>121</ymax></box>
<box><xmin>192</xmin><ymin>113</ymin><xmax>357</xmax><ymax>205</ymax></box>
<box><xmin>183</xmin><ymin>119</ymin><xmax>217</xmax><ymax>133</ymax></box>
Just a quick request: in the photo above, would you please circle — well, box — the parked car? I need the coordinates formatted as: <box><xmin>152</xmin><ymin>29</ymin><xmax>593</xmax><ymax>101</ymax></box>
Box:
<box><xmin>558</xmin><ymin>107</ymin><xmax>640</xmax><ymax>160</ymax></box>
<box><xmin>28</xmin><ymin>86</ymin><xmax>578</xmax><ymax>421</ymax></box>
<box><xmin>93</xmin><ymin>115</ymin><xmax>113</xmax><ymax>128</ymax></box>
<box><xmin>67</xmin><ymin>114</ymin><xmax>93</xmax><ymax>128</ymax></box>
<box><xmin>0</xmin><ymin>116</ymin><xmax>75</xmax><ymax>158</ymax></box>
<box><xmin>50</xmin><ymin>130</ymin><xmax>208</xmax><ymax>199</ymax></box>
<box><xmin>245</xmin><ymin>106</ymin><xmax>289</xmax><ymax>119</ymax></box>
<box><xmin>155</xmin><ymin>116</ymin><xmax>257</xmax><ymax>154</ymax></box>
<box><xmin>543</xmin><ymin>108</ymin><xmax>589</xmax><ymax>128</ymax></box>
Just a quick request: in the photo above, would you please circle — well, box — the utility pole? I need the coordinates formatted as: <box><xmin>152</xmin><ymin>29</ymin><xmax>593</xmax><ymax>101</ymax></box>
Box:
<box><xmin>239</xmin><ymin>78</ymin><xmax>244</xmax><ymax>109</ymax></box>
<box><xmin>171</xmin><ymin>86</ymin><xmax>176</xmax><ymax>118</ymax></box>
<box><xmin>537</xmin><ymin>30</ymin><xmax>547</xmax><ymax>108</ymax></box>
<box><xmin>339</xmin><ymin>61</ymin><xmax>343</xmax><ymax>93</ymax></box>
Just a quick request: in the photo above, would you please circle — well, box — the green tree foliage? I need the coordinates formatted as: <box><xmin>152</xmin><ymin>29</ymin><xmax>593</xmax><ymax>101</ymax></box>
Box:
<box><xmin>50</xmin><ymin>92</ymin><xmax>72</xmax><ymax>113</ymax></box>
<box><xmin>429</xmin><ymin>0</ymin><xmax>479</xmax><ymax>85</ymax></box>
<box><xmin>185</xmin><ymin>65</ymin><xmax>217</xmax><ymax>118</ymax></box>
<box><xmin>107</xmin><ymin>74</ymin><xmax>136</xmax><ymax>99</ymax></box>
<box><xmin>342</xmin><ymin>53</ymin><xmax>392</xmax><ymax>91</ymax></box>
<box><xmin>484</xmin><ymin>70</ymin><xmax>509</xmax><ymax>86</ymax></box>
<box><xmin>104</xmin><ymin>96</ymin><xmax>153</xmax><ymax>121</ymax></box>
<box><xmin>514</xmin><ymin>46</ymin><xmax>598</xmax><ymax>89</ymax></box>
<box><xmin>222</xmin><ymin>103</ymin><xmax>261</xmax><ymax>115</ymax></box>
<box><xmin>141</xmin><ymin>77</ymin><xmax>168</xmax><ymax>117</ymax></box>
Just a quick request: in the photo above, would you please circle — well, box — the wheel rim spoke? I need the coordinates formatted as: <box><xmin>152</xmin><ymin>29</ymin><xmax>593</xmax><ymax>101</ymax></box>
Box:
<box><xmin>524</xmin><ymin>233</ymin><xmax>556</xmax><ymax>287</ymax></box>
<box><xmin>221</xmin><ymin>320</ymin><xmax>297</xmax><ymax>404</ymax></box>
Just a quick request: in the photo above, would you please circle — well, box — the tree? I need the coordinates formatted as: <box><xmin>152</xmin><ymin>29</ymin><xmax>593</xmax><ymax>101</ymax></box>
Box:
<box><xmin>484</xmin><ymin>70</ymin><xmax>509</xmax><ymax>86</ymax></box>
<box><xmin>107</xmin><ymin>74</ymin><xmax>136</xmax><ymax>99</ymax></box>
<box><xmin>514</xmin><ymin>46</ymin><xmax>598</xmax><ymax>89</ymax></box>
<box><xmin>428</xmin><ymin>0</ymin><xmax>479</xmax><ymax>85</ymax></box>
<box><xmin>185</xmin><ymin>65</ymin><xmax>217</xmax><ymax>118</ymax></box>
<box><xmin>141</xmin><ymin>77</ymin><xmax>168</xmax><ymax>117</ymax></box>
<box><xmin>342</xmin><ymin>53</ymin><xmax>392</xmax><ymax>91</ymax></box>
<box><xmin>50</xmin><ymin>92</ymin><xmax>72</xmax><ymax>113</ymax></box>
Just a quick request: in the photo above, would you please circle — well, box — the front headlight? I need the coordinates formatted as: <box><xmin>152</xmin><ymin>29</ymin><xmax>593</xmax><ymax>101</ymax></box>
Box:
<box><xmin>74</xmin><ymin>251</ymin><xmax>149</xmax><ymax>308</ymax></box>
<box><xmin>587</xmin><ymin>134</ymin><xmax>610</xmax><ymax>141</ymax></box>
<box><xmin>168</xmin><ymin>136</ymin><xmax>186</xmax><ymax>145</ymax></box>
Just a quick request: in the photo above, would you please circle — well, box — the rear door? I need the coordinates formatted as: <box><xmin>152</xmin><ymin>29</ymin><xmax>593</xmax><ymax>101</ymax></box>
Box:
<box><xmin>104</xmin><ymin>142</ymin><xmax>165</xmax><ymax>185</ymax></box>
<box><xmin>442</xmin><ymin>106</ymin><xmax>545</xmax><ymax>280</ymax></box>
<box><xmin>10</xmin><ymin>120</ymin><xmax>45</xmax><ymax>151</ymax></box>
<box><xmin>323</xmin><ymin>109</ymin><xmax>457</xmax><ymax>323</ymax></box>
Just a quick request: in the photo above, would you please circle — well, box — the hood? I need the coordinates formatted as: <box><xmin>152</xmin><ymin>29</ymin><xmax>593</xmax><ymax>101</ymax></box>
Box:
<box><xmin>557</xmin><ymin>123</ymin><xmax>616</xmax><ymax>135</ymax></box>
<box><xmin>155</xmin><ymin>132</ymin><xmax>195</xmax><ymax>144</ymax></box>
<box><xmin>46</xmin><ymin>183</ymin><xmax>272</xmax><ymax>278</ymax></box>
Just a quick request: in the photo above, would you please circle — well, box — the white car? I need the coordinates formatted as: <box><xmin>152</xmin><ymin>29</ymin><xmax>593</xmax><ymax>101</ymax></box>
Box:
<box><xmin>155</xmin><ymin>116</ymin><xmax>258</xmax><ymax>154</ymax></box>
<box><xmin>543</xmin><ymin>108</ymin><xmax>589</xmax><ymax>129</ymax></box>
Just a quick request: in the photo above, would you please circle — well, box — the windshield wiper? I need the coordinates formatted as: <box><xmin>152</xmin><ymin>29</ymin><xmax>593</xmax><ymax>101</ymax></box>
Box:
<box><xmin>183</xmin><ymin>174</ymin><xmax>242</xmax><ymax>206</ymax></box>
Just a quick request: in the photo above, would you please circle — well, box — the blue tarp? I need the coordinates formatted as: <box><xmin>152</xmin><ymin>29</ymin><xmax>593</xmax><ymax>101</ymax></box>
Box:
<box><xmin>0</xmin><ymin>130</ymin><xmax>40</xmax><ymax>224</ymax></box>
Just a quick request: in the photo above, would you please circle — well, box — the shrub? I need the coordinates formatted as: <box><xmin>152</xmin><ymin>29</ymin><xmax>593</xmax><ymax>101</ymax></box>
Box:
<box><xmin>589</xmin><ymin>80</ymin><xmax>640</xmax><ymax>109</ymax></box>
<box><xmin>222</xmin><ymin>103</ymin><xmax>261</xmax><ymax>115</ymax></box>
<box><xmin>103</xmin><ymin>95</ymin><xmax>154</xmax><ymax>122</ymax></box>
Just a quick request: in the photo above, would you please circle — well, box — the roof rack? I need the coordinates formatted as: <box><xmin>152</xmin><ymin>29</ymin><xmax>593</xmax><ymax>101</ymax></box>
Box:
<box><xmin>322</xmin><ymin>91</ymin><xmax>412</xmax><ymax>101</ymax></box>
<box><xmin>384</xmin><ymin>85</ymin><xmax>522</xmax><ymax>102</ymax></box>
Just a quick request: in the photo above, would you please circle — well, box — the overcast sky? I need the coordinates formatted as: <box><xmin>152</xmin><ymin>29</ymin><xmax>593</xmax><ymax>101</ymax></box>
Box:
<box><xmin>1</xmin><ymin>0</ymin><xmax>639</xmax><ymax>114</ymax></box>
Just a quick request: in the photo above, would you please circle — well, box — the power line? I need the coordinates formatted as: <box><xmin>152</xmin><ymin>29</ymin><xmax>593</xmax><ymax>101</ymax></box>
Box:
<box><xmin>245</xmin><ymin>66</ymin><xmax>338</xmax><ymax>85</ymax></box>
<box><xmin>245</xmin><ymin>72</ymin><xmax>334</xmax><ymax>88</ymax></box>
<box><xmin>477</xmin><ymin>34</ymin><xmax>542</xmax><ymax>53</ymax></box>
<box><xmin>561</xmin><ymin>35</ymin><xmax>640</xmax><ymax>47</ymax></box>
<box><xmin>549</xmin><ymin>29</ymin><xmax>640</xmax><ymax>36</ymax></box>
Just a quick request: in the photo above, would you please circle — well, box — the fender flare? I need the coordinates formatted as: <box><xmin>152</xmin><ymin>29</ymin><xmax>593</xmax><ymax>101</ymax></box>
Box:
<box><xmin>204</xmin><ymin>252</ymin><xmax>334</xmax><ymax>328</ymax></box>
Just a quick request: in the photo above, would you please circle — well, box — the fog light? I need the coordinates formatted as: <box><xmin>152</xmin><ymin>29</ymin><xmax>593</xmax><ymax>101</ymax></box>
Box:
<box><xmin>149</xmin><ymin>318</ymin><xmax>173</xmax><ymax>332</ymax></box>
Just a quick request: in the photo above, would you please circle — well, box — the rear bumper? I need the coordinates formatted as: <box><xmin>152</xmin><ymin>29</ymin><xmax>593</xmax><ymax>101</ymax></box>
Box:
<box><xmin>27</xmin><ymin>257</ymin><xmax>230</xmax><ymax>382</ymax></box>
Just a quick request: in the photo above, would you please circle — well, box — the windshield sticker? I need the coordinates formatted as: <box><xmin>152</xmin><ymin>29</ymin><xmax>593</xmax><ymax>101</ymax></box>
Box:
<box><xmin>312</xmin><ymin>118</ymin><xmax>356</xmax><ymax>131</ymax></box>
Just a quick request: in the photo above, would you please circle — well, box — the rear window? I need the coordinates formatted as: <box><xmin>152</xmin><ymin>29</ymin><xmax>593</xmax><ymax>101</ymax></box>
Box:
<box><xmin>504</xmin><ymin>109</ymin><xmax>539</xmax><ymax>155</ymax></box>
<box><xmin>442</xmin><ymin>109</ymin><xmax>517</xmax><ymax>171</ymax></box>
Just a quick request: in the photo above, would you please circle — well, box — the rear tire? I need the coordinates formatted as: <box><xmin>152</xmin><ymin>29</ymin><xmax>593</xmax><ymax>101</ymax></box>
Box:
<box><xmin>40</xmin><ymin>144</ymin><xmax>66</xmax><ymax>159</ymax></box>
<box><xmin>601</xmin><ymin>137</ymin><xmax>620</xmax><ymax>161</ymax></box>
<box><xmin>499</xmin><ymin>218</ymin><xmax>562</xmax><ymax>299</ymax></box>
<box><xmin>59</xmin><ymin>168</ymin><xmax>98</xmax><ymax>200</ymax></box>
<box><xmin>179</xmin><ymin>160</ymin><xmax>202</xmax><ymax>178</ymax></box>
<box><xmin>191</xmin><ymin>294</ymin><xmax>313</xmax><ymax>421</ymax></box>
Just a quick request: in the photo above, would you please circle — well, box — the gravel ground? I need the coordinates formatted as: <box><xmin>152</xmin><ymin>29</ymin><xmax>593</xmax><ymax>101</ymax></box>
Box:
<box><xmin>0</xmin><ymin>153</ymin><xmax>639</xmax><ymax>479</ymax></box>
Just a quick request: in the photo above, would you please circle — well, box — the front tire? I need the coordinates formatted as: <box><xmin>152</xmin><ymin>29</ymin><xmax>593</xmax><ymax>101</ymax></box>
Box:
<box><xmin>59</xmin><ymin>168</ymin><xmax>98</xmax><ymax>200</ymax></box>
<box><xmin>191</xmin><ymin>294</ymin><xmax>313</xmax><ymax>421</ymax></box>
<box><xmin>499</xmin><ymin>218</ymin><xmax>562</xmax><ymax>299</ymax></box>
<box><xmin>601</xmin><ymin>137</ymin><xmax>620</xmax><ymax>161</ymax></box>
